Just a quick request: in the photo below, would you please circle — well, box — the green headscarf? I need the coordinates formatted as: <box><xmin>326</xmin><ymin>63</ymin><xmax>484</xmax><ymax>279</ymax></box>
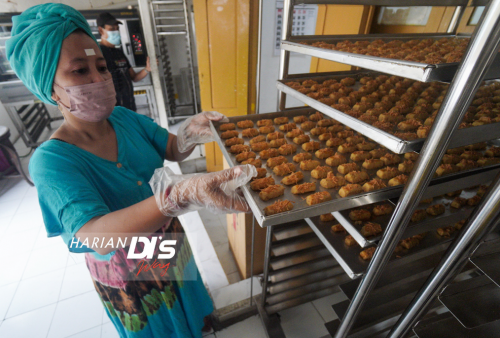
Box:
<box><xmin>6</xmin><ymin>3</ymin><xmax>99</xmax><ymax>105</ymax></box>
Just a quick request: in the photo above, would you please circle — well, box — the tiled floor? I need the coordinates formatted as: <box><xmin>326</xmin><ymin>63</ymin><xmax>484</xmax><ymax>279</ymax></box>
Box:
<box><xmin>0</xmin><ymin>127</ymin><xmax>344</xmax><ymax>338</ymax></box>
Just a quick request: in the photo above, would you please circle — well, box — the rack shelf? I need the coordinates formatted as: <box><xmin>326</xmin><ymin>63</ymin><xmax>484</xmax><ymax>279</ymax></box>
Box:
<box><xmin>470</xmin><ymin>237</ymin><xmax>500</xmax><ymax>287</ymax></box>
<box><xmin>305</xmin><ymin>215</ymin><xmax>455</xmax><ymax>279</ymax></box>
<box><xmin>414</xmin><ymin>312</ymin><xmax>500</xmax><ymax>338</ymax></box>
<box><xmin>333</xmin><ymin>188</ymin><xmax>480</xmax><ymax>248</ymax></box>
<box><xmin>276</xmin><ymin>71</ymin><xmax>500</xmax><ymax>154</ymax></box>
<box><xmin>439</xmin><ymin>275</ymin><xmax>500</xmax><ymax>328</ymax></box>
<box><xmin>281</xmin><ymin>34</ymin><xmax>500</xmax><ymax>83</ymax></box>
<box><xmin>212</xmin><ymin>107</ymin><xmax>500</xmax><ymax>227</ymax></box>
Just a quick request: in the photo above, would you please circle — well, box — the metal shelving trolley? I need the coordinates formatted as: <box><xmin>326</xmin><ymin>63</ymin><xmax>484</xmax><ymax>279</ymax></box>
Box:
<box><xmin>212</xmin><ymin>0</ymin><xmax>500</xmax><ymax>337</ymax></box>
<box><xmin>138</xmin><ymin>0</ymin><xmax>199</xmax><ymax>125</ymax></box>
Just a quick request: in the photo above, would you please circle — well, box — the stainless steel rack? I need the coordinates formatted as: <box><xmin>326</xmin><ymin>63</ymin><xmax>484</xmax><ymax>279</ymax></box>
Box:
<box><xmin>332</xmin><ymin>185</ymin><xmax>487</xmax><ymax>248</ymax></box>
<box><xmin>276</xmin><ymin>71</ymin><xmax>500</xmax><ymax>154</ymax></box>
<box><xmin>255</xmin><ymin>0</ymin><xmax>500</xmax><ymax>337</ymax></box>
<box><xmin>138</xmin><ymin>0</ymin><xmax>199</xmax><ymax>126</ymax></box>
<box><xmin>281</xmin><ymin>34</ymin><xmax>500</xmax><ymax>83</ymax></box>
<box><xmin>211</xmin><ymin>110</ymin><xmax>500</xmax><ymax>227</ymax></box>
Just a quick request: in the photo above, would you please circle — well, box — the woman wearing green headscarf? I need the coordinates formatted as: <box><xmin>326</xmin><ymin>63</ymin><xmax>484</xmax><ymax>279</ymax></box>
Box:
<box><xmin>7</xmin><ymin>3</ymin><xmax>256</xmax><ymax>338</ymax></box>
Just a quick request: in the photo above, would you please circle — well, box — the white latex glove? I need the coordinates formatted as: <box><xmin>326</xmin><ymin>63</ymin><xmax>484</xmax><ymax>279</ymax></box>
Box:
<box><xmin>176</xmin><ymin>111</ymin><xmax>229</xmax><ymax>153</ymax></box>
<box><xmin>149</xmin><ymin>164</ymin><xmax>257</xmax><ymax>217</ymax></box>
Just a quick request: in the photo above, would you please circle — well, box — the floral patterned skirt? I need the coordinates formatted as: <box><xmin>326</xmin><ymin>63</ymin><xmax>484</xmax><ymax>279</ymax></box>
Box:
<box><xmin>84</xmin><ymin>218</ymin><xmax>213</xmax><ymax>338</ymax></box>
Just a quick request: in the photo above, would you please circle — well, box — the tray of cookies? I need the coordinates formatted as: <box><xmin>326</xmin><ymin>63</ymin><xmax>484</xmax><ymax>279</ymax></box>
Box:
<box><xmin>210</xmin><ymin>108</ymin><xmax>500</xmax><ymax>227</ymax></box>
<box><xmin>305</xmin><ymin>214</ymin><xmax>459</xmax><ymax>279</ymax></box>
<box><xmin>281</xmin><ymin>33</ymin><xmax>500</xmax><ymax>83</ymax></box>
<box><xmin>277</xmin><ymin>70</ymin><xmax>500</xmax><ymax>154</ymax></box>
<box><xmin>333</xmin><ymin>185</ymin><xmax>487</xmax><ymax>248</ymax></box>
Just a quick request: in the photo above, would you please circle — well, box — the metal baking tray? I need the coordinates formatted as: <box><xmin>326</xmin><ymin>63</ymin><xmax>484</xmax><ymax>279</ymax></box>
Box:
<box><xmin>439</xmin><ymin>275</ymin><xmax>500</xmax><ymax>328</ymax></box>
<box><xmin>470</xmin><ymin>238</ymin><xmax>500</xmax><ymax>287</ymax></box>
<box><xmin>282</xmin><ymin>33</ymin><xmax>500</xmax><ymax>83</ymax></box>
<box><xmin>414</xmin><ymin>312</ymin><xmax>500</xmax><ymax>338</ymax></box>
<box><xmin>276</xmin><ymin>70</ymin><xmax>500</xmax><ymax>154</ymax></box>
<box><xmin>306</xmin><ymin>215</ymin><xmax>454</xmax><ymax>279</ymax></box>
<box><xmin>211</xmin><ymin>108</ymin><xmax>500</xmax><ymax>227</ymax></box>
<box><xmin>333</xmin><ymin>188</ymin><xmax>480</xmax><ymax>248</ymax></box>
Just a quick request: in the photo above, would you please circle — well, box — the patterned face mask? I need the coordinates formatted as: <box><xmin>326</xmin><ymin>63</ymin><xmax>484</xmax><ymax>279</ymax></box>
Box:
<box><xmin>54</xmin><ymin>78</ymin><xmax>117</xmax><ymax>122</ymax></box>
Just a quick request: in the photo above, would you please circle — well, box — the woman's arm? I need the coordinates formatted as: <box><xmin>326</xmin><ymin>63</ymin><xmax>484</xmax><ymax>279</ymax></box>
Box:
<box><xmin>165</xmin><ymin>134</ymin><xmax>195</xmax><ymax>162</ymax></box>
<box><xmin>75</xmin><ymin>165</ymin><xmax>256</xmax><ymax>255</ymax></box>
<box><xmin>75</xmin><ymin>196</ymin><xmax>168</xmax><ymax>255</ymax></box>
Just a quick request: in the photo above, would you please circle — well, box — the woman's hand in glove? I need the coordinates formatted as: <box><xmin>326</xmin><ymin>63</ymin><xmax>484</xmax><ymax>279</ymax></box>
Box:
<box><xmin>150</xmin><ymin>164</ymin><xmax>257</xmax><ymax>217</ymax></box>
<box><xmin>176</xmin><ymin>111</ymin><xmax>229</xmax><ymax>153</ymax></box>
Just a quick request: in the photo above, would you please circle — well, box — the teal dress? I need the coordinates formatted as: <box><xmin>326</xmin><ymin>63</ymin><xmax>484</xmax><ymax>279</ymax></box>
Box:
<box><xmin>29</xmin><ymin>107</ymin><xmax>213</xmax><ymax>338</ymax></box>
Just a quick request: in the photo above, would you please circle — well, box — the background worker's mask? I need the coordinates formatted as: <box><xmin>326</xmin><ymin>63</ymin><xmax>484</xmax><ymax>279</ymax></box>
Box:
<box><xmin>106</xmin><ymin>30</ymin><xmax>121</xmax><ymax>46</ymax></box>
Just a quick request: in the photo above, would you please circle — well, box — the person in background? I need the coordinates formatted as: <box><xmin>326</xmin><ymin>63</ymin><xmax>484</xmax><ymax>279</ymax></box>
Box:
<box><xmin>97</xmin><ymin>12</ymin><xmax>151</xmax><ymax>111</ymax></box>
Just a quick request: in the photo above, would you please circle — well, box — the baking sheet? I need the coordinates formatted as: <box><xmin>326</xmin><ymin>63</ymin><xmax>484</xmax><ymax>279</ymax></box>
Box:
<box><xmin>211</xmin><ymin>108</ymin><xmax>500</xmax><ymax>227</ymax></box>
<box><xmin>306</xmin><ymin>215</ymin><xmax>455</xmax><ymax>279</ymax></box>
<box><xmin>277</xmin><ymin>70</ymin><xmax>500</xmax><ymax>154</ymax></box>
<box><xmin>334</xmin><ymin>188</ymin><xmax>479</xmax><ymax>248</ymax></box>
<box><xmin>282</xmin><ymin>33</ymin><xmax>500</xmax><ymax>82</ymax></box>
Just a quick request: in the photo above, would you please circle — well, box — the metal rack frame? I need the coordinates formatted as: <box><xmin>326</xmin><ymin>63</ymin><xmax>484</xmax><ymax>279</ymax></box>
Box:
<box><xmin>259</xmin><ymin>0</ymin><xmax>500</xmax><ymax>337</ymax></box>
<box><xmin>138</xmin><ymin>0</ymin><xmax>199</xmax><ymax>127</ymax></box>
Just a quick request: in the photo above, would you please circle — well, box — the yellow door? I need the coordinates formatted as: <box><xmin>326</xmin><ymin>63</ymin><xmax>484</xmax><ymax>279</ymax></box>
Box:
<box><xmin>193</xmin><ymin>0</ymin><xmax>258</xmax><ymax>172</ymax></box>
<box><xmin>311</xmin><ymin>5</ymin><xmax>375</xmax><ymax>73</ymax></box>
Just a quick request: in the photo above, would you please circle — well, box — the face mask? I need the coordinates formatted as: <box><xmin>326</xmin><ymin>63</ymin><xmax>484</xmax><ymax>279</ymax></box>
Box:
<box><xmin>106</xmin><ymin>30</ymin><xmax>121</xmax><ymax>46</ymax></box>
<box><xmin>55</xmin><ymin>78</ymin><xmax>117</xmax><ymax>122</ymax></box>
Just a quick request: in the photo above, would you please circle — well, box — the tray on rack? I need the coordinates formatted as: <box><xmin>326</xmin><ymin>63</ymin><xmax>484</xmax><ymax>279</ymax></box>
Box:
<box><xmin>211</xmin><ymin>108</ymin><xmax>500</xmax><ymax>227</ymax></box>
<box><xmin>333</xmin><ymin>188</ymin><xmax>480</xmax><ymax>248</ymax></box>
<box><xmin>281</xmin><ymin>33</ymin><xmax>500</xmax><ymax>83</ymax></box>
<box><xmin>277</xmin><ymin>71</ymin><xmax>500</xmax><ymax>154</ymax></box>
<box><xmin>306</xmin><ymin>215</ymin><xmax>455</xmax><ymax>279</ymax></box>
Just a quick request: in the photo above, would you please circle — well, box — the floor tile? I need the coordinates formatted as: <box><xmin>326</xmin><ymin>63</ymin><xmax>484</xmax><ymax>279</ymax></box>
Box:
<box><xmin>16</xmin><ymin>190</ymin><xmax>40</xmax><ymax>211</ymax></box>
<box><xmin>22</xmin><ymin>243</ymin><xmax>69</xmax><ymax>279</ymax></box>
<box><xmin>4</xmin><ymin>210</ymin><xmax>43</xmax><ymax>235</ymax></box>
<box><xmin>0</xmin><ymin>251</ymin><xmax>31</xmax><ymax>288</ymax></box>
<box><xmin>227</xmin><ymin>271</ymin><xmax>242</xmax><ymax>284</ymax></box>
<box><xmin>198</xmin><ymin>256</ymin><xmax>229</xmax><ymax>292</ymax></box>
<box><xmin>311</xmin><ymin>291</ymin><xmax>347</xmax><ymax>323</ymax></box>
<box><xmin>102</xmin><ymin>308</ymin><xmax>111</xmax><ymax>324</ymax></box>
<box><xmin>205</xmin><ymin>221</ymin><xmax>227</xmax><ymax>247</ymax></box>
<box><xmin>0</xmin><ymin>215</ymin><xmax>13</xmax><ymax>236</ymax></box>
<box><xmin>67</xmin><ymin>252</ymin><xmax>87</xmax><ymax>267</ymax></box>
<box><xmin>100</xmin><ymin>322</ymin><xmax>120</xmax><ymax>338</ymax></box>
<box><xmin>47</xmin><ymin>291</ymin><xmax>104</xmax><ymax>338</ymax></box>
<box><xmin>0</xmin><ymin>227</ymin><xmax>39</xmax><ymax>256</ymax></box>
<box><xmin>0</xmin><ymin>179</ymin><xmax>30</xmax><ymax>202</ymax></box>
<box><xmin>0</xmin><ymin>283</ymin><xmax>18</xmax><ymax>321</ymax></box>
<box><xmin>66</xmin><ymin>325</ymin><xmax>102</xmax><ymax>338</ymax></box>
<box><xmin>59</xmin><ymin>262</ymin><xmax>95</xmax><ymax>301</ymax></box>
<box><xmin>211</xmin><ymin>277</ymin><xmax>261</xmax><ymax>310</ymax></box>
<box><xmin>218</xmin><ymin>214</ymin><xmax>229</xmax><ymax>232</ymax></box>
<box><xmin>33</xmin><ymin>228</ymin><xmax>62</xmax><ymax>250</ymax></box>
<box><xmin>216</xmin><ymin>315</ymin><xmax>267</xmax><ymax>338</ymax></box>
<box><xmin>185</xmin><ymin>228</ymin><xmax>218</xmax><ymax>264</ymax></box>
<box><xmin>214</xmin><ymin>242</ymin><xmax>239</xmax><ymax>275</ymax></box>
<box><xmin>279</xmin><ymin>302</ymin><xmax>329</xmax><ymax>338</ymax></box>
<box><xmin>178</xmin><ymin>211</ymin><xmax>205</xmax><ymax>234</ymax></box>
<box><xmin>0</xmin><ymin>199</ymin><xmax>22</xmax><ymax>218</ymax></box>
<box><xmin>0</xmin><ymin>303</ymin><xmax>56</xmax><ymax>338</ymax></box>
<box><xmin>6</xmin><ymin>268</ymin><xmax>65</xmax><ymax>318</ymax></box>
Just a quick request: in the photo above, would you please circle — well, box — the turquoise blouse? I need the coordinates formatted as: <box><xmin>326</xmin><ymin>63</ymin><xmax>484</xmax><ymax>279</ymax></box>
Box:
<box><xmin>29</xmin><ymin>107</ymin><xmax>169</xmax><ymax>254</ymax></box>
